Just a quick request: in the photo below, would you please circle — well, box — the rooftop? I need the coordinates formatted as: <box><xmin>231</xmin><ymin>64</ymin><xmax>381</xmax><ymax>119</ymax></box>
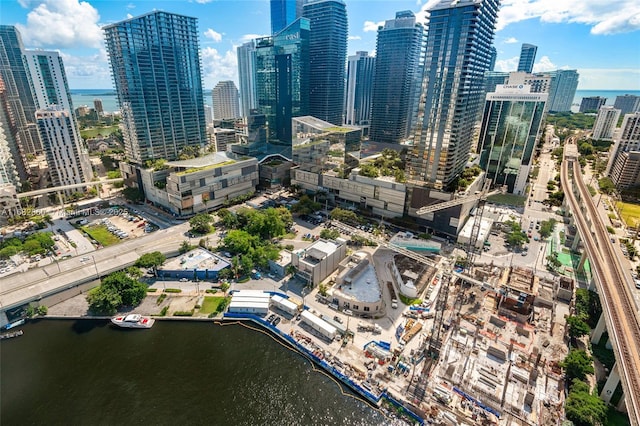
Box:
<box><xmin>337</xmin><ymin>262</ymin><xmax>381</xmax><ymax>303</ymax></box>
<box><xmin>161</xmin><ymin>248</ymin><xmax>230</xmax><ymax>272</ymax></box>
<box><xmin>166</xmin><ymin>152</ymin><xmax>246</xmax><ymax>172</ymax></box>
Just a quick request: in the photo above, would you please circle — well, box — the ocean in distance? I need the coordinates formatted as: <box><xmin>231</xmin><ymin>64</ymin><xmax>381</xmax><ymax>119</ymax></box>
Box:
<box><xmin>71</xmin><ymin>88</ymin><xmax>640</xmax><ymax>114</ymax></box>
<box><xmin>1</xmin><ymin>319</ymin><xmax>388</xmax><ymax>426</ymax></box>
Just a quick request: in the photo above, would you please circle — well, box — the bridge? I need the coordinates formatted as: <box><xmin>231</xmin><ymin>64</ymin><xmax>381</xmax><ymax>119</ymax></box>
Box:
<box><xmin>18</xmin><ymin>178</ymin><xmax>124</xmax><ymax>198</ymax></box>
<box><xmin>561</xmin><ymin>140</ymin><xmax>640</xmax><ymax>425</ymax></box>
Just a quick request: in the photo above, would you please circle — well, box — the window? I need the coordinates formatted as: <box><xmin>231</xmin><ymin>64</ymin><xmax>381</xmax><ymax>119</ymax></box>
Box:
<box><xmin>352</xmin><ymin>305</ymin><xmax>359</xmax><ymax>310</ymax></box>
<box><xmin>364</xmin><ymin>306</ymin><xmax>370</xmax><ymax>312</ymax></box>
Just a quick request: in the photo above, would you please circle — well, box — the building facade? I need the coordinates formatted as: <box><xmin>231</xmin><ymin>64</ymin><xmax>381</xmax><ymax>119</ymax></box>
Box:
<box><xmin>607</xmin><ymin>112</ymin><xmax>640</xmax><ymax>179</ymax></box>
<box><xmin>237</xmin><ymin>40</ymin><xmax>257</xmax><ymax>118</ymax></box>
<box><xmin>408</xmin><ymin>0</ymin><xmax>500</xmax><ymax>189</ymax></box>
<box><xmin>36</xmin><ymin>107</ymin><xmax>92</xmax><ymax>190</ymax></box>
<box><xmin>546</xmin><ymin>70</ymin><xmax>579</xmax><ymax>113</ymax></box>
<box><xmin>369</xmin><ymin>11</ymin><xmax>423</xmax><ymax>144</ymax></box>
<box><xmin>303</xmin><ymin>0</ymin><xmax>348</xmax><ymax>125</ymax></box>
<box><xmin>344</xmin><ymin>51</ymin><xmax>375</xmax><ymax>127</ymax></box>
<box><xmin>103</xmin><ymin>11</ymin><xmax>207</xmax><ymax>165</ymax></box>
<box><xmin>613</xmin><ymin>94</ymin><xmax>640</xmax><ymax>115</ymax></box>
<box><xmin>212</xmin><ymin>81</ymin><xmax>240</xmax><ymax>120</ymax></box>
<box><xmin>579</xmin><ymin>96</ymin><xmax>607</xmax><ymax>113</ymax></box>
<box><xmin>609</xmin><ymin>151</ymin><xmax>640</xmax><ymax>190</ymax></box>
<box><xmin>270</xmin><ymin>0</ymin><xmax>303</xmax><ymax>34</ymax></box>
<box><xmin>292</xmin><ymin>238</ymin><xmax>347</xmax><ymax>286</ymax></box>
<box><xmin>0</xmin><ymin>74</ymin><xmax>27</xmax><ymax>185</ymax></box>
<box><xmin>517</xmin><ymin>43</ymin><xmax>537</xmax><ymax>73</ymax></box>
<box><xmin>478</xmin><ymin>85</ymin><xmax>547</xmax><ymax>195</ymax></box>
<box><xmin>0</xmin><ymin>25</ymin><xmax>41</xmax><ymax>154</ymax></box>
<box><xmin>592</xmin><ymin>106</ymin><xmax>621</xmax><ymax>141</ymax></box>
<box><xmin>23</xmin><ymin>50</ymin><xmax>75</xmax><ymax>114</ymax></box>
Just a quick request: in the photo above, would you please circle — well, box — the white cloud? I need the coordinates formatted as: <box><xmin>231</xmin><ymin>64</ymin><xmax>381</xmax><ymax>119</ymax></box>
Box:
<box><xmin>194</xmin><ymin>0</ymin><xmax>214</xmax><ymax>4</ymax></box>
<box><xmin>16</xmin><ymin>0</ymin><xmax>102</xmax><ymax>48</ymax></box>
<box><xmin>239</xmin><ymin>33</ymin><xmax>269</xmax><ymax>43</ymax></box>
<box><xmin>577</xmin><ymin>68</ymin><xmax>640</xmax><ymax>90</ymax></box>
<box><xmin>363</xmin><ymin>21</ymin><xmax>384</xmax><ymax>32</ymax></box>
<box><xmin>126</xmin><ymin>3</ymin><xmax>135</xmax><ymax>10</ymax></box>
<box><xmin>204</xmin><ymin>28</ymin><xmax>223</xmax><ymax>43</ymax></box>
<box><xmin>496</xmin><ymin>0</ymin><xmax>640</xmax><ymax>35</ymax></box>
<box><xmin>201</xmin><ymin>46</ymin><xmax>238</xmax><ymax>89</ymax></box>
<box><xmin>416</xmin><ymin>0</ymin><xmax>445</xmax><ymax>24</ymax></box>
<box><xmin>503</xmin><ymin>37</ymin><xmax>518</xmax><ymax>44</ymax></box>
<box><xmin>532</xmin><ymin>56</ymin><xmax>558</xmax><ymax>72</ymax></box>
<box><xmin>348</xmin><ymin>35</ymin><xmax>362</xmax><ymax>41</ymax></box>
<box><xmin>58</xmin><ymin>49</ymin><xmax>111</xmax><ymax>88</ymax></box>
<box><xmin>495</xmin><ymin>56</ymin><xmax>519</xmax><ymax>72</ymax></box>
<box><xmin>126</xmin><ymin>13</ymin><xmax>133</xmax><ymax>19</ymax></box>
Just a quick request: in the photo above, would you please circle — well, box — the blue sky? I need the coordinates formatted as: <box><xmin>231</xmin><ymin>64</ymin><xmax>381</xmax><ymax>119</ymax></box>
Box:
<box><xmin>2</xmin><ymin>0</ymin><xmax>639</xmax><ymax>90</ymax></box>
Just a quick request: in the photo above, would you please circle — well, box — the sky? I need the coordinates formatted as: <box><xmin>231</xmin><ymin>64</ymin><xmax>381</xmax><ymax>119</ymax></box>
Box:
<box><xmin>1</xmin><ymin>0</ymin><xmax>639</xmax><ymax>91</ymax></box>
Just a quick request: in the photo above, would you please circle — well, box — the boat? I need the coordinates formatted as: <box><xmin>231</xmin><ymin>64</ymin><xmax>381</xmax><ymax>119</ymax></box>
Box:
<box><xmin>0</xmin><ymin>329</ymin><xmax>23</xmax><ymax>340</ymax></box>
<box><xmin>110</xmin><ymin>314</ymin><xmax>155</xmax><ymax>329</ymax></box>
<box><xmin>3</xmin><ymin>319</ymin><xmax>25</xmax><ymax>330</ymax></box>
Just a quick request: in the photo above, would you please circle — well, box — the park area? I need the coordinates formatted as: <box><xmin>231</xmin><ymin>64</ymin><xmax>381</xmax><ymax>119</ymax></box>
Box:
<box><xmin>81</xmin><ymin>224</ymin><xmax>120</xmax><ymax>247</ymax></box>
<box><xmin>199</xmin><ymin>296</ymin><xmax>229</xmax><ymax>315</ymax></box>
<box><xmin>80</xmin><ymin>125</ymin><xmax>119</xmax><ymax>140</ymax></box>
<box><xmin>616</xmin><ymin>201</ymin><xmax>640</xmax><ymax>227</ymax></box>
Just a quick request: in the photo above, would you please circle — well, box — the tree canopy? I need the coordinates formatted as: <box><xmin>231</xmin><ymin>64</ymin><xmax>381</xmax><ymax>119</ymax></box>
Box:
<box><xmin>560</xmin><ymin>349</ymin><xmax>594</xmax><ymax>384</ymax></box>
<box><xmin>134</xmin><ymin>251</ymin><xmax>166</xmax><ymax>271</ymax></box>
<box><xmin>564</xmin><ymin>380</ymin><xmax>607</xmax><ymax>426</ymax></box>
<box><xmin>566</xmin><ymin>315</ymin><xmax>591</xmax><ymax>340</ymax></box>
<box><xmin>290</xmin><ymin>195</ymin><xmax>322</xmax><ymax>215</ymax></box>
<box><xmin>330</xmin><ymin>207</ymin><xmax>360</xmax><ymax>225</ymax></box>
<box><xmin>189</xmin><ymin>213</ymin><xmax>214</xmax><ymax>235</ymax></box>
<box><xmin>86</xmin><ymin>271</ymin><xmax>147</xmax><ymax>314</ymax></box>
<box><xmin>538</xmin><ymin>219</ymin><xmax>556</xmax><ymax>239</ymax></box>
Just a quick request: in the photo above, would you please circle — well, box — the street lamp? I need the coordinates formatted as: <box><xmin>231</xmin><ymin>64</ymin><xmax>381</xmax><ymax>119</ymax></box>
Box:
<box><xmin>91</xmin><ymin>255</ymin><xmax>99</xmax><ymax>280</ymax></box>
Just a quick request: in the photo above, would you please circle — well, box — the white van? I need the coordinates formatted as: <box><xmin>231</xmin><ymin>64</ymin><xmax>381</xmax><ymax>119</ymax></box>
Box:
<box><xmin>391</xmin><ymin>299</ymin><xmax>398</xmax><ymax>309</ymax></box>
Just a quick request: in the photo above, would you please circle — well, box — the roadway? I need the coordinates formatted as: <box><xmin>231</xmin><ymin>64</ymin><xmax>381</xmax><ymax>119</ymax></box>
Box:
<box><xmin>561</xmin><ymin>140</ymin><xmax>640</xmax><ymax>426</ymax></box>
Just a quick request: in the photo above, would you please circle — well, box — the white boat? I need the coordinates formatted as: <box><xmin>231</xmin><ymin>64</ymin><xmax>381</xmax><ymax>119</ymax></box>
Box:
<box><xmin>4</xmin><ymin>319</ymin><xmax>25</xmax><ymax>330</ymax></box>
<box><xmin>110</xmin><ymin>314</ymin><xmax>155</xmax><ymax>329</ymax></box>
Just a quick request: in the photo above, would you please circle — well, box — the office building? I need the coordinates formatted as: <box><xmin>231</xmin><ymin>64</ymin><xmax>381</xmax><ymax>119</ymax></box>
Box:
<box><xmin>580</xmin><ymin>96</ymin><xmax>607</xmax><ymax>113</ymax></box>
<box><xmin>36</xmin><ymin>107</ymin><xmax>92</xmax><ymax>190</ymax></box>
<box><xmin>292</xmin><ymin>238</ymin><xmax>346</xmax><ymax>286</ymax></box>
<box><xmin>271</xmin><ymin>0</ymin><xmax>303</xmax><ymax>34</ymax></box>
<box><xmin>607</xmin><ymin>112</ymin><xmax>640</xmax><ymax>177</ymax></box>
<box><xmin>517</xmin><ymin>43</ymin><xmax>537</xmax><ymax>73</ymax></box>
<box><xmin>0</xmin><ymin>25</ymin><xmax>41</xmax><ymax>154</ymax></box>
<box><xmin>0</xmin><ymin>74</ymin><xmax>27</xmax><ymax>184</ymax></box>
<box><xmin>484</xmin><ymin>71</ymin><xmax>509</xmax><ymax>95</ymax></box>
<box><xmin>369</xmin><ymin>11</ymin><xmax>423</xmax><ymax>144</ymax></box>
<box><xmin>230</xmin><ymin>113</ymin><xmax>269</xmax><ymax>157</ymax></box>
<box><xmin>237</xmin><ymin>40</ymin><xmax>257</xmax><ymax>118</ymax></box>
<box><xmin>592</xmin><ymin>106</ymin><xmax>621</xmax><ymax>141</ymax></box>
<box><xmin>507</xmin><ymin>71</ymin><xmax>552</xmax><ymax>94</ymax></box>
<box><xmin>94</xmin><ymin>99</ymin><xmax>103</xmax><ymax>116</ymax></box>
<box><xmin>104</xmin><ymin>11</ymin><xmax>206</xmax><ymax>165</ymax></box>
<box><xmin>212</xmin><ymin>81</ymin><xmax>240</xmax><ymax>120</ymax></box>
<box><xmin>303</xmin><ymin>0</ymin><xmax>348</xmax><ymax>125</ymax></box>
<box><xmin>609</xmin><ymin>151</ymin><xmax>640</xmax><ymax>190</ymax></box>
<box><xmin>408</xmin><ymin>0</ymin><xmax>500</xmax><ymax>189</ymax></box>
<box><xmin>546</xmin><ymin>69</ymin><xmax>579</xmax><ymax>112</ymax></box>
<box><xmin>614</xmin><ymin>94</ymin><xmax>640</xmax><ymax>115</ymax></box>
<box><xmin>488</xmin><ymin>46</ymin><xmax>497</xmax><ymax>71</ymax></box>
<box><xmin>478</xmin><ymin>85</ymin><xmax>547</xmax><ymax>195</ymax></box>
<box><xmin>344</xmin><ymin>51</ymin><xmax>375</xmax><ymax>127</ymax></box>
<box><xmin>254</xmin><ymin>18</ymin><xmax>310</xmax><ymax>144</ymax></box>
<box><xmin>204</xmin><ymin>105</ymin><xmax>213</xmax><ymax>126</ymax></box>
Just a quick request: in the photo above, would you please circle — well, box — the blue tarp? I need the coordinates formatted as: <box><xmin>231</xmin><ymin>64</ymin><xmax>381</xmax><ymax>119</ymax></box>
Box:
<box><xmin>452</xmin><ymin>386</ymin><xmax>501</xmax><ymax>418</ymax></box>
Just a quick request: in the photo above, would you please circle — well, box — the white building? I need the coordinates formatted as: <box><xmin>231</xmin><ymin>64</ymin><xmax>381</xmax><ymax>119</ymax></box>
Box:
<box><xmin>292</xmin><ymin>239</ymin><xmax>347</xmax><ymax>286</ymax></box>
<box><xmin>592</xmin><ymin>106</ymin><xmax>621</xmax><ymax>141</ymax></box>
<box><xmin>607</xmin><ymin>112</ymin><xmax>640</xmax><ymax>177</ymax></box>
<box><xmin>36</xmin><ymin>107</ymin><xmax>92</xmax><ymax>190</ymax></box>
<box><xmin>212</xmin><ymin>81</ymin><xmax>240</xmax><ymax>120</ymax></box>
<box><xmin>23</xmin><ymin>50</ymin><xmax>75</xmax><ymax>114</ymax></box>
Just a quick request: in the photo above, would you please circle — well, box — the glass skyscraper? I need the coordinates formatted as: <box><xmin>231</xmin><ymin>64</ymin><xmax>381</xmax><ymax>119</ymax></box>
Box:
<box><xmin>237</xmin><ymin>40</ymin><xmax>257</xmax><ymax>118</ymax></box>
<box><xmin>212</xmin><ymin>81</ymin><xmax>240</xmax><ymax>120</ymax></box>
<box><xmin>517</xmin><ymin>43</ymin><xmax>537</xmax><ymax>73</ymax></box>
<box><xmin>270</xmin><ymin>0</ymin><xmax>303</xmax><ymax>34</ymax></box>
<box><xmin>303</xmin><ymin>0</ymin><xmax>348</xmax><ymax>125</ymax></box>
<box><xmin>369</xmin><ymin>11</ymin><xmax>423</xmax><ymax>144</ymax></box>
<box><xmin>478</xmin><ymin>85</ymin><xmax>547</xmax><ymax>195</ymax></box>
<box><xmin>255</xmin><ymin>18</ymin><xmax>310</xmax><ymax>145</ymax></box>
<box><xmin>408</xmin><ymin>0</ymin><xmax>500</xmax><ymax>189</ymax></box>
<box><xmin>547</xmin><ymin>69</ymin><xmax>579</xmax><ymax>113</ymax></box>
<box><xmin>344</xmin><ymin>51</ymin><xmax>375</xmax><ymax>126</ymax></box>
<box><xmin>103</xmin><ymin>11</ymin><xmax>206</xmax><ymax>165</ymax></box>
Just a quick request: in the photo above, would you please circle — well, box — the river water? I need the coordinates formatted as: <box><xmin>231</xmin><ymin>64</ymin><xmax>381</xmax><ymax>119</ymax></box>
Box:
<box><xmin>1</xmin><ymin>319</ymin><xmax>387</xmax><ymax>426</ymax></box>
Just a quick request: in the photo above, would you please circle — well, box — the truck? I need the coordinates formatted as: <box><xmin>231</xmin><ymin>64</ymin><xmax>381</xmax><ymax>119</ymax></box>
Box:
<box><xmin>357</xmin><ymin>322</ymin><xmax>382</xmax><ymax>334</ymax></box>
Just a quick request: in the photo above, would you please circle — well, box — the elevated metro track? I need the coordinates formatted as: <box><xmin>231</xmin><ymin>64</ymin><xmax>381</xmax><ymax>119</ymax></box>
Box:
<box><xmin>562</xmin><ymin>141</ymin><xmax>640</xmax><ymax>425</ymax></box>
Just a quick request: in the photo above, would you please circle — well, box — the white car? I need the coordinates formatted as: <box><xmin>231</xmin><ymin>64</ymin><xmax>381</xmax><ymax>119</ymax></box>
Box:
<box><xmin>180</xmin><ymin>278</ymin><xmax>189</xmax><ymax>282</ymax></box>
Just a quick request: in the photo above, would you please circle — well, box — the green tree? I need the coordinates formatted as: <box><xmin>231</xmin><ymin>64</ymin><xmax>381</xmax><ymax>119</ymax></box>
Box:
<box><xmin>189</xmin><ymin>213</ymin><xmax>213</xmax><ymax>235</ymax></box>
<box><xmin>125</xmin><ymin>266</ymin><xmax>143</xmax><ymax>279</ymax></box>
<box><xmin>0</xmin><ymin>245</ymin><xmax>20</xmax><ymax>259</ymax></box>
<box><xmin>290</xmin><ymin>195</ymin><xmax>322</xmax><ymax>215</ymax></box>
<box><xmin>560</xmin><ymin>349</ymin><xmax>594</xmax><ymax>384</ymax></box>
<box><xmin>240</xmin><ymin>255</ymin><xmax>254</xmax><ymax>276</ymax></box>
<box><xmin>318</xmin><ymin>283</ymin><xmax>328</xmax><ymax>297</ymax></box>
<box><xmin>566</xmin><ymin>315</ymin><xmax>591</xmax><ymax>339</ymax></box>
<box><xmin>220</xmin><ymin>281</ymin><xmax>230</xmax><ymax>295</ymax></box>
<box><xmin>320</xmin><ymin>228</ymin><xmax>340</xmax><ymax>240</ymax></box>
<box><xmin>179</xmin><ymin>240</ymin><xmax>194</xmax><ymax>254</ymax></box>
<box><xmin>216</xmin><ymin>208</ymin><xmax>238</xmax><ymax>229</ymax></box>
<box><xmin>330</xmin><ymin>207</ymin><xmax>360</xmax><ymax>225</ymax></box>
<box><xmin>538</xmin><ymin>219</ymin><xmax>556</xmax><ymax>239</ymax></box>
<box><xmin>134</xmin><ymin>251</ymin><xmax>166</xmax><ymax>275</ymax></box>
<box><xmin>598</xmin><ymin>177</ymin><xmax>616</xmax><ymax>195</ymax></box>
<box><xmin>506</xmin><ymin>230</ymin><xmax>528</xmax><ymax>247</ymax></box>
<box><xmin>86</xmin><ymin>285</ymin><xmax>122</xmax><ymax>315</ymax></box>
<box><xmin>123</xmin><ymin>187</ymin><xmax>144</xmax><ymax>202</ymax></box>
<box><xmin>575</xmin><ymin>289</ymin><xmax>602</xmax><ymax>328</ymax></box>
<box><xmin>564</xmin><ymin>380</ymin><xmax>607</xmax><ymax>426</ymax></box>
<box><xmin>223</xmin><ymin>230</ymin><xmax>258</xmax><ymax>254</ymax></box>
<box><xmin>546</xmin><ymin>252</ymin><xmax>562</xmax><ymax>271</ymax></box>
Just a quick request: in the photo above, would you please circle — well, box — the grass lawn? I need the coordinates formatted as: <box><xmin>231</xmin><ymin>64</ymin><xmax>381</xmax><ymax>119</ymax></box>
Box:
<box><xmin>80</xmin><ymin>125</ymin><xmax>119</xmax><ymax>139</ymax></box>
<box><xmin>606</xmin><ymin>406</ymin><xmax>631</xmax><ymax>426</ymax></box>
<box><xmin>399</xmin><ymin>294</ymin><xmax>422</xmax><ymax>306</ymax></box>
<box><xmin>487</xmin><ymin>193</ymin><xmax>527</xmax><ymax>207</ymax></box>
<box><xmin>616</xmin><ymin>201</ymin><xmax>640</xmax><ymax>227</ymax></box>
<box><xmin>199</xmin><ymin>296</ymin><xmax>227</xmax><ymax>314</ymax></box>
<box><xmin>80</xmin><ymin>224</ymin><xmax>120</xmax><ymax>247</ymax></box>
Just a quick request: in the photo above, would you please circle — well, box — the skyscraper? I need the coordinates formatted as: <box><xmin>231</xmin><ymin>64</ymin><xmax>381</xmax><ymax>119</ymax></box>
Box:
<box><xmin>344</xmin><ymin>51</ymin><xmax>375</xmax><ymax>126</ymax></box>
<box><xmin>0</xmin><ymin>75</ymin><xmax>24</xmax><ymax>186</ymax></box>
<box><xmin>0</xmin><ymin>26</ymin><xmax>41</xmax><ymax>155</ymax></box>
<box><xmin>271</xmin><ymin>0</ymin><xmax>303</xmax><ymax>34</ymax></box>
<box><xmin>36</xmin><ymin>107</ymin><xmax>92</xmax><ymax>190</ymax></box>
<box><xmin>303</xmin><ymin>0</ymin><xmax>348</xmax><ymax>125</ymax></box>
<box><xmin>478</xmin><ymin>85</ymin><xmax>547</xmax><ymax>195</ymax></box>
<box><xmin>517</xmin><ymin>43</ymin><xmax>537</xmax><ymax>73</ymax></box>
<box><xmin>546</xmin><ymin>69</ymin><xmax>579</xmax><ymax>112</ymax></box>
<box><xmin>614</xmin><ymin>94</ymin><xmax>640</xmax><ymax>115</ymax></box>
<box><xmin>23</xmin><ymin>50</ymin><xmax>75</xmax><ymax>114</ymax></box>
<box><xmin>254</xmin><ymin>18</ymin><xmax>310</xmax><ymax>144</ymax></box>
<box><xmin>94</xmin><ymin>99</ymin><xmax>104</xmax><ymax>116</ymax></box>
<box><xmin>408</xmin><ymin>0</ymin><xmax>500</xmax><ymax>189</ymax></box>
<box><xmin>237</xmin><ymin>40</ymin><xmax>257</xmax><ymax>118</ymax></box>
<box><xmin>212</xmin><ymin>81</ymin><xmax>240</xmax><ymax>120</ymax></box>
<box><xmin>608</xmin><ymin>112</ymin><xmax>640</xmax><ymax>188</ymax></box>
<box><xmin>369</xmin><ymin>11</ymin><xmax>423</xmax><ymax>144</ymax></box>
<box><xmin>103</xmin><ymin>11</ymin><xmax>206</xmax><ymax>165</ymax></box>
<box><xmin>488</xmin><ymin>46</ymin><xmax>497</xmax><ymax>72</ymax></box>
<box><xmin>579</xmin><ymin>96</ymin><xmax>607</xmax><ymax>113</ymax></box>
<box><xmin>592</xmin><ymin>106</ymin><xmax>621</xmax><ymax>141</ymax></box>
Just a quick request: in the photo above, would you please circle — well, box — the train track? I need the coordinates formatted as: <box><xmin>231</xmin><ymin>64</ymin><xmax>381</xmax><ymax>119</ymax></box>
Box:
<box><xmin>562</xmin><ymin>141</ymin><xmax>640</xmax><ymax>425</ymax></box>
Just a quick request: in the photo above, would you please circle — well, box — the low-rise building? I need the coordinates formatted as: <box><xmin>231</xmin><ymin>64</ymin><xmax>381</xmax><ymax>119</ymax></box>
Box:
<box><xmin>292</xmin><ymin>238</ymin><xmax>346</xmax><ymax>286</ymax></box>
<box><xmin>330</xmin><ymin>252</ymin><xmax>382</xmax><ymax>316</ymax></box>
<box><xmin>269</xmin><ymin>250</ymin><xmax>292</xmax><ymax>277</ymax></box>
<box><xmin>158</xmin><ymin>248</ymin><xmax>231</xmax><ymax>281</ymax></box>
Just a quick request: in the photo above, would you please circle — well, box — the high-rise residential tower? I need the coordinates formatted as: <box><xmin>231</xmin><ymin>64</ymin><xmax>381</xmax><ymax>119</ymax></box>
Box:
<box><xmin>237</xmin><ymin>40</ymin><xmax>257</xmax><ymax>118</ymax></box>
<box><xmin>592</xmin><ymin>106</ymin><xmax>621</xmax><ymax>141</ymax></box>
<box><xmin>36</xmin><ymin>107</ymin><xmax>92</xmax><ymax>190</ymax></box>
<box><xmin>271</xmin><ymin>0</ymin><xmax>304</xmax><ymax>34</ymax></box>
<box><xmin>23</xmin><ymin>50</ymin><xmax>77</xmax><ymax>118</ymax></box>
<box><xmin>344</xmin><ymin>51</ymin><xmax>375</xmax><ymax>127</ymax></box>
<box><xmin>369</xmin><ymin>11</ymin><xmax>423</xmax><ymax>144</ymax></box>
<box><xmin>303</xmin><ymin>0</ymin><xmax>348</xmax><ymax>125</ymax></box>
<box><xmin>0</xmin><ymin>75</ymin><xmax>24</xmax><ymax>187</ymax></box>
<box><xmin>580</xmin><ymin>96</ymin><xmax>607</xmax><ymax>113</ymax></box>
<box><xmin>614</xmin><ymin>94</ymin><xmax>640</xmax><ymax>115</ymax></box>
<box><xmin>608</xmin><ymin>112</ymin><xmax>640</xmax><ymax>188</ymax></box>
<box><xmin>546</xmin><ymin>69</ymin><xmax>579</xmax><ymax>112</ymax></box>
<box><xmin>103</xmin><ymin>11</ymin><xmax>206</xmax><ymax>165</ymax></box>
<box><xmin>517</xmin><ymin>43</ymin><xmax>537</xmax><ymax>73</ymax></box>
<box><xmin>212</xmin><ymin>81</ymin><xmax>240</xmax><ymax>120</ymax></box>
<box><xmin>488</xmin><ymin>46</ymin><xmax>497</xmax><ymax>72</ymax></box>
<box><xmin>408</xmin><ymin>0</ymin><xmax>500</xmax><ymax>189</ymax></box>
<box><xmin>478</xmin><ymin>85</ymin><xmax>547</xmax><ymax>195</ymax></box>
<box><xmin>0</xmin><ymin>26</ymin><xmax>41</xmax><ymax>155</ymax></box>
